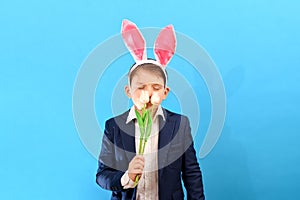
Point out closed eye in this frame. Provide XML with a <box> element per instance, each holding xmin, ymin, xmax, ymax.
<box><xmin>153</xmin><ymin>85</ymin><xmax>163</xmax><ymax>90</ymax></box>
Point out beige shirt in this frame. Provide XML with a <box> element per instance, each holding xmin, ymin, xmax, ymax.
<box><xmin>121</xmin><ymin>105</ymin><xmax>165</xmax><ymax>200</ymax></box>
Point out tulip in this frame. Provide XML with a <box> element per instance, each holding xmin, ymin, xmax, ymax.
<box><xmin>133</xmin><ymin>90</ymin><xmax>154</xmax><ymax>187</ymax></box>
<box><xmin>150</xmin><ymin>92</ymin><xmax>161</xmax><ymax>105</ymax></box>
<box><xmin>134</xmin><ymin>90</ymin><xmax>149</xmax><ymax>110</ymax></box>
<box><xmin>139</xmin><ymin>90</ymin><xmax>150</xmax><ymax>104</ymax></box>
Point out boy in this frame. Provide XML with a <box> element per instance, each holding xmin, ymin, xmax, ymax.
<box><xmin>96</xmin><ymin>20</ymin><xmax>205</xmax><ymax>200</ymax></box>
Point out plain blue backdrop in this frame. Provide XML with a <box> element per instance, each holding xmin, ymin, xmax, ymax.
<box><xmin>1</xmin><ymin>0</ymin><xmax>300</xmax><ymax>199</ymax></box>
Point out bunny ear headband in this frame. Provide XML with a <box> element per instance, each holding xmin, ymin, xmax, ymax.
<box><xmin>121</xmin><ymin>19</ymin><xmax>176</xmax><ymax>86</ymax></box>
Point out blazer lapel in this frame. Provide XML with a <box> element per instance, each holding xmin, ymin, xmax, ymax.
<box><xmin>116</xmin><ymin>112</ymin><xmax>136</xmax><ymax>163</ymax></box>
<box><xmin>120</xmin><ymin>121</ymin><xmax>136</xmax><ymax>152</ymax></box>
<box><xmin>158</xmin><ymin>111</ymin><xmax>176</xmax><ymax>176</ymax></box>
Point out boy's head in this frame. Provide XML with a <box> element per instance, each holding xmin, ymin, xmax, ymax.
<box><xmin>125</xmin><ymin>62</ymin><xmax>170</xmax><ymax>110</ymax></box>
<box><xmin>121</xmin><ymin>19</ymin><xmax>176</xmax><ymax>110</ymax></box>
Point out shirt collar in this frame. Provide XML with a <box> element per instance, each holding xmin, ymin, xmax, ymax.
<box><xmin>126</xmin><ymin>105</ymin><xmax>166</xmax><ymax>124</ymax></box>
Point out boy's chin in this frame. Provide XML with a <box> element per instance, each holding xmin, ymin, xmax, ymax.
<box><xmin>146</xmin><ymin>102</ymin><xmax>159</xmax><ymax>109</ymax></box>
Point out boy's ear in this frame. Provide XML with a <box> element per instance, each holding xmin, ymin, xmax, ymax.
<box><xmin>124</xmin><ymin>85</ymin><xmax>132</xmax><ymax>98</ymax></box>
<box><xmin>162</xmin><ymin>87</ymin><xmax>170</xmax><ymax>100</ymax></box>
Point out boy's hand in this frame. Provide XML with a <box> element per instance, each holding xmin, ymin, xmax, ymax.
<box><xmin>128</xmin><ymin>155</ymin><xmax>145</xmax><ymax>181</ymax></box>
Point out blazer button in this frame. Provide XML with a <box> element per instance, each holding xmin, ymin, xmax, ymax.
<box><xmin>111</xmin><ymin>186</ymin><xmax>117</xmax><ymax>191</ymax></box>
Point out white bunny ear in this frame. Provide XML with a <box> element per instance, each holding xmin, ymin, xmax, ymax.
<box><xmin>121</xmin><ymin>19</ymin><xmax>147</xmax><ymax>62</ymax></box>
<box><xmin>154</xmin><ymin>25</ymin><xmax>176</xmax><ymax>67</ymax></box>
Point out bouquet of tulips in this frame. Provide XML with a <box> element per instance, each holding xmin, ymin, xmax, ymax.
<box><xmin>134</xmin><ymin>90</ymin><xmax>160</xmax><ymax>186</ymax></box>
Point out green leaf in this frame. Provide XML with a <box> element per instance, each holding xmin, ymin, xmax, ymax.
<box><xmin>148</xmin><ymin>111</ymin><xmax>152</xmax><ymax>126</ymax></box>
<box><xmin>135</xmin><ymin>110</ymin><xmax>144</xmax><ymax>128</ymax></box>
<box><xmin>142</xmin><ymin>109</ymin><xmax>147</xmax><ymax>122</ymax></box>
<box><xmin>136</xmin><ymin>109</ymin><xmax>146</xmax><ymax>154</ymax></box>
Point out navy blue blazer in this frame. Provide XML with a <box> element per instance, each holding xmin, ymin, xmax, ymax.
<box><xmin>96</xmin><ymin>108</ymin><xmax>205</xmax><ymax>200</ymax></box>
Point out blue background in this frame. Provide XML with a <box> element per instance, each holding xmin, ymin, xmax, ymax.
<box><xmin>1</xmin><ymin>0</ymin><xmax>299</xmax><ymax>199</ymax></box>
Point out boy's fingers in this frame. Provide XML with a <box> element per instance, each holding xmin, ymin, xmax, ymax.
<box><xmin>133</xmin><ymin>155</ymin><xmax>144</xmax><ymax>162</ymax></box>
<box><xmin>128</xmin><ymin>155</ymin><xmax>145</xmax><ymax>181</ymax></box>
<box><xmin>130</xmin><ymin>169</ymin><xmax>143</xmax><ymax>175</ymax></box>
<box><xmin>130</xmin><ymin>156</ymin><xmax>145</xmax><ymax>166</ymax></box>
<box><xmin>129</xmin><ymin>162</ymin><xmax>144</xmax><ymax>171</ymax></box>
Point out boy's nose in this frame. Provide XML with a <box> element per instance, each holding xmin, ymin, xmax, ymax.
<box><xmin>145</xmin><ymin>86</ymin><xmax>153</xmax><ymax>96</ymax></box>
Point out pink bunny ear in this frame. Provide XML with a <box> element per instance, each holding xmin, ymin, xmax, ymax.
<box><xmin>121</xmin><ymin>19</ymin><xmax>146</xmax><ymax>61</ymax></box>
<box><xmin>154</xmin><ymin>25</ymin><xmax>176</xmax><ymax>67</ymax></box>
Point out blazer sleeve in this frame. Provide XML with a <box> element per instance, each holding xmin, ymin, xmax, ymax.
<box><xmin>181</xmin><ymin>117</ymin><xmax>205</xmax><ymax>200</ymax></box>
<box><xmin>96</xmin><ymin>120</ymin><xmax>125</xmax><ymax>192</ymax></box>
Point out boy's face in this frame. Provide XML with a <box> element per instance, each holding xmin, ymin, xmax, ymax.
<box><xmin>125</xmin><ymin>68</ymin><xmax>170</xmax><ymax>110</ymax></box>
